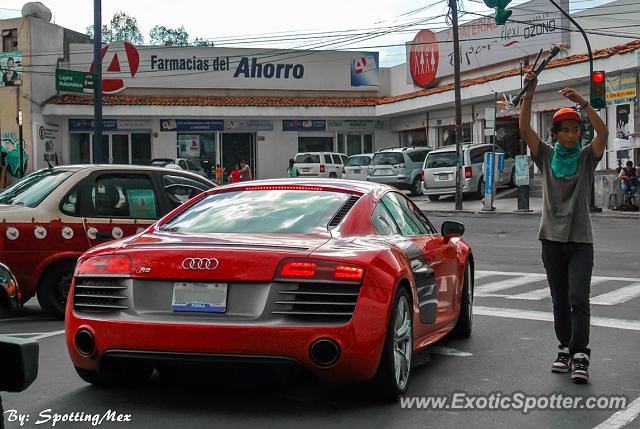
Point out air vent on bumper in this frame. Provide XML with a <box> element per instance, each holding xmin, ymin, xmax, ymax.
<box><xmin>73</xmin><ymin>278</ymin><xmax>129</xmax><ymax>312</ymax></box>
<box><xmin>272</xmin><ymin>282</ymin><xmax>361</xmax><ymax>323</ymax></box>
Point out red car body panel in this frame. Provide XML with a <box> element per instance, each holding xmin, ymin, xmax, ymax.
<box><xmin>65</xmin><ymin>179</ymin><xmax>473</xmax><ymax>382</ymax></box>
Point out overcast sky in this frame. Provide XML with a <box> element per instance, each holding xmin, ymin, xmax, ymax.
<box><xmin>2</xmin><ymin>0</ymin><xmax>611</xmax><ymax>66</ymax></box>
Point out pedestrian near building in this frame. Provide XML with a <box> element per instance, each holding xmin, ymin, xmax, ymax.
<box><xmin>519</xmin><ymin>71</ymin><xmax>608</xmax><ymax>384</ymax></box>
<box><xmin>215</xmin><ymin>164</ymin><xmax>225</xmax><ymax>185</ymax></box>
<box><xmin>618</xmin><ymin>160</ymin><xmax>638</xmax><ymax>203</ymax></box>
<box><xmin>240</xmin><ymin>160</ymin><xmax>252</xmax><ymax>181</ymax></box>
<box><xmin>229</xmin><ymin>164</ymin><xmax>241</xmax><ymax>183</ymax></box>
<box><xmin>287</xmin><ymin>158</ymin><xmax>300</xmax><ymax>177</ymax></box>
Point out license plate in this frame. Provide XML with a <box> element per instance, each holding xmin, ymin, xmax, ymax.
<box><xmin>438</xmin><ymin>174</ymin><xmax>449</xmax><ymax>181</ymax></box>
<box><xmin>353</xmin><ymin>169</ymin><xmax>361</xmax><ymax>174</ymax></box>
<box><xmin>301</xmin><ymin>168</ymin><xmax>310</xmax><ymax>172</ymax></box>
<box><xmin>171</xmin><ymin>282</ymin><xmax>227</xmax><ymax>313</ymax></box>
<box><xmin>374</xmin><ymin>169</ymin><xmax>393</xmax><ymax>176</ymax></box>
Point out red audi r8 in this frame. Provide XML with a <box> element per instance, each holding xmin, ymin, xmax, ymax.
<box><xmin>65</xmin><ymin>179</ymin><xmax>474</xmax><ymax>398</ymax></box>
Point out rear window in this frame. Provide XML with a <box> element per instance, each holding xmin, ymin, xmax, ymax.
<box><xmin>160</xmin><ymin>190</ymin><xmax>351</xmax><ymax>234</ymax></box>
<box><xmin>346</xmin><ymin>156</ymin><xmax>371</xmax><ymax>167</ymax></box>
<box><xmin>295</xmin><ymin>154</ymin><xmax>320</xmax><ymax>164</ymax></box>
<box><xmin>371</xmin><ymin>152</ymin><xmax>404</xmax><ymax>166</ymax></box>
<box><xmin>408</xmin><ymin>150</ymin><xmax>429</xmax><ymax>162</ymax></box>
<box><xmin>0</xmin><ymin>169</ymin><xmax>75</xmax><ymax>208</ymax></box>
<box><xmin>425</xmin><ymin>152</ymin><xmax>457</xmax><ymax>168</ymax></box>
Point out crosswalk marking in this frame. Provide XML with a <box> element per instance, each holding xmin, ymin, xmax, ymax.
<box><xmin>591</xmin><ymin>282</ymin><xmax>640</xmax><ymax>306</ymax></box>
<box><xmin>475</xmin><ymin>274</ymin><xmax>546</xmax><ymax>294</ymax></box>
<box><xmin>475</xmin><ymin>271</ymin><xmax>640</xmax><ymax>306</ymax></box>
<box><xmin>506</xmin><ymin>278</ymin><xmax>608</xmax><ymax>301</ymax></box>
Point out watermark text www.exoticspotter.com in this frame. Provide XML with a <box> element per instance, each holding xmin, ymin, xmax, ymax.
<box><xmin>400</xmin><ymin>392</ymin><xmax>628</xmax><ymax>414</ymax></box>
<box><xmin>4</xmin><ymin>409</ymin><xmax>132</xmax><ymax>427</ymax></box>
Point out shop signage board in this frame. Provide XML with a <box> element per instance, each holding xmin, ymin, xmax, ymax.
<box><xmin>224</xmin><ymin>120</ymin><xmax>273</xmax><ymax>131</ymax></box>
<box><xmin>282</xmin><ymin>120</ymin><xmax>326</xmax><ymax>132</ymax></box>
<box><xmin>327</xmin><ymin>120</ymin><xmax>377</xmax><ymax>132</ymax></box>
<box><xmin>178</xmin><ymin>135</ymin><xmax>201</xmax><ymax>157</ymax></box>
<box><xmin>69</xmin><ymin>119</ymin><xmax>151</xmax><ymax>131</ymax></box>
<box><xmin>606</xmin><ymin>73</ymin><xmax>636</xmax><ymax>105</ymax></box>
<box><xmin>55</xmin><ymin>69</ymin><xmax>93</xmax><ymax>94</ymax></box>
<box><xmin>69</xmin><ymin>41</ymin><xmax>379</xmax><ymax>93</ymax></box>
<box><xmin>406</xmin><ymin>0</ymin><xmax>569</xmax><ymax>87</ymax></box>
<box><xmin>160</xmin><ymin>119</ymin><xmax>224</xmax><ymax>132</ymax></box>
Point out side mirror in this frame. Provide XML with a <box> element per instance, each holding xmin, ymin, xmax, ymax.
<box><xmin>441</xmin><ymin>221</ymin><xmax>465</xmax><ymax>239</ymax></box>
<box><xmin>0</xmin><ymin>336</ymin><xmax>39</xmax><ymax>392</ymax></box>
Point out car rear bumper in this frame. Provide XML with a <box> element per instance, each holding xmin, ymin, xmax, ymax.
<box><xmin>424</xmin><ymin>179</ymin><xmax>474</xmax><ymax>195</ymax></box>
<box><xmin>65</xmin><ymin>283</ymin><xmax>393</xmax><ymax>382</ymax></box>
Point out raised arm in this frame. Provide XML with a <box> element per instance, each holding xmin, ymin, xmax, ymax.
<box><xmin>558</xmin><ymin>88</ymin><xmax>609</xmax><ymax>159</ymax></box>
<box><xmin>519</xmin><ymin>72</ymin><xmax>541</xmax><ymax>159</ymax></box>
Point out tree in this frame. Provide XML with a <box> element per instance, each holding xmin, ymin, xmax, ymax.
<box><xmin>149</xmin><ymin>25</ymin><xmax>189</xmax><ymax>46</ymax></box>
<box><xmin>193</xmin><ymin>37</ymin><xmax>215</xmax><ymax>47</ymax></box>
<box><xmin>86</xmin><ymin>11</ymin><xmax>144</xmax><ymax>44</ymax></box>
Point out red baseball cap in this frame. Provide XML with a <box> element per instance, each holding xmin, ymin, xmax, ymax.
<box><xmin>553</xmin><ymin>108</ymin><xmax>581</xmax><ymax>124</ymax></box>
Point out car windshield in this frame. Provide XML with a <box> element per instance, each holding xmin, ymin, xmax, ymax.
<box><xmin>425</xmin><ymin>152</ymin><xmax>457</xmax><ymax>168</ymax></box>
<box><xmin>346</xmin><ymin>156</ymin><xmax>371</xmax><ymax>167</ymax></box>
<box><xmin>294</xmin><ymin>154</ymin><xmax>320</xmax><ymax>164</ymax></box>
<box><xmin>160</xmin><ymin>190</ymin><xmax>351</xmax><ymax>234</ymax></box>
<box><xmin>0</xmin><ymin>169</ymin><xmax>75</xmax><ymax>208</ymax></box>
<box><xmin>371</xmin><ymin>153</ymin><xmax>404</xmax><ymax>166</ymax></box>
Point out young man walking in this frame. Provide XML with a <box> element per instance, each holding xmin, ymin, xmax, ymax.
<box><xmin>519</xmin><ymin>72</ymin><xmax>608</xmax><ymax>384</ymax></box>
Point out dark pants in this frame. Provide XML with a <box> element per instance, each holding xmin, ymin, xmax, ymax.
<box><xmin>541</xmin><ymin>240</ymin><xmax>593</xmax><ymax>356</ymax></box>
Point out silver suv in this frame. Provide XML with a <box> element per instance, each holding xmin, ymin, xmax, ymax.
<box><xmin>367</xmin><ymin>146</ymin><xmax>432</xmax><ymax>196</ymax></box>
<box><xmin>422</xmin><ymin>143</ymin><xmax>515</xmax><ymax>201</ymax></box>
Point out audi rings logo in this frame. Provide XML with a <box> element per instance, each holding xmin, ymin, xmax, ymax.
<box><xmin>181</xmin><ymin>258</ymin><xmax>220</xmax><ymax>270</ymax></box>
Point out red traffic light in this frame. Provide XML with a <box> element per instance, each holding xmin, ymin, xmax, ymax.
<box><xmin>592</xmin><ymin>71</ymin><xmax>605</xmax><ymax>83</ymax></box>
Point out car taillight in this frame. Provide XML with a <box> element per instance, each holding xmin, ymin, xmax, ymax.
<box><xmin>74</xmin><ymin>255</ymin><xmax>131</xmax><ymax>277</ymax></box>
<box><xmin>320</xmin><ymin>165</ymin><xmax>325</xmax><ymax>173</ymax></box>
<box><xmin>421</xmin><ymin>170</ymin><xmax>425</xmax><ymax>181</ymax></box>
<box><xmin>464</xmin><ymin>166</ymin><xmax>472</xmax><ymax>179</ymax></box>
<box><xmin>275</xmin><ymin>259</ymin><xmax>365</xmax><ymax>283</ymax></box>
<box><xmin>342</xmin><ymin>167</ymin><xmax>345</xmax><ymax>174</ymax></box>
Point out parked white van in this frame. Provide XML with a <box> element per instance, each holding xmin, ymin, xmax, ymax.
<box><xmin>293</xmin><ymin>152</ymin><xmax>348</xmax><ymax>178</ymax></box>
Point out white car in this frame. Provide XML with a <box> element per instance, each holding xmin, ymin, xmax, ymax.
<box><xmin>293</xmin><ymin>152</ymin><xmax>347</xmax><ymax>178</ymax></box>
<box><xmin>151</xmin><ymin>158</ymin><xmax>207</xmax><ymax>177</ymax></box>
<box><xmin>344</xmin><ymin>153</ymin><xmax>373</xmax><ymax>180</ymax></box>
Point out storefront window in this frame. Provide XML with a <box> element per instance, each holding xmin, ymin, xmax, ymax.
<box><xmin>70</xmin><ymin>133</ymin><xmax>90</xmax><ymax>164</ymax></box>
<box><xmin>363</xmin><ymin>134</ymin><xmax>373</xmax><ymax>153</ymax></box>
<box><xmin>298</xmin><ymin>136</ymin><xmax>333</xmax><ymax>153</ymax></box>
<box><xmin>337</xmin><ymin>133</ymin><xmax>374</xmax><ymax>155</ymax></box>
<box><xmin>401</xmin><ymin>129</ymin><xmax>427</xmax><ymax>147</ymax></box>
<box><xmin>439</xmin><ymin>123</ymin><xmax>472</xmax><ymax>147</ymax></box>
<box><xmin>177</xmin><ymin>133</ymin><xmax>216</xmax><ymax>173</ymax></box>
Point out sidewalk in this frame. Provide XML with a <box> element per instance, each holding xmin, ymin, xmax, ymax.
<box><xmin>413</xmin><ymin>189</ymin><xmax>640</xmax><ymax>219</ymax></box>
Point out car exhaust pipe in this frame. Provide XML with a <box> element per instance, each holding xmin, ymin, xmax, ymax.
<box><xmin>75</xmin><ymin>328</ymin><xmax>95</xmax><ymax>356</ymax></box>
<box><xmin>309</xmin><ymin>338</ymin><xmax>340</xmax><ymax>367</ymax></box>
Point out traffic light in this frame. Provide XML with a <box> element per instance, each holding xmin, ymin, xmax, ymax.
<box><xmin>483</xmin><ymin>0</ymin><xmax>513</xmax><ymax>25</ymax></box>
<box><xmin>590</xmin><ymin>71</ymin><xmax>606</xmax><ymax>110</ymax></box>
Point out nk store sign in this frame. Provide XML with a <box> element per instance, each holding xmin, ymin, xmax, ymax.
<box><xmin>68</xmin><ymin>42</ymin><xmax>379</xmax><ymax>94</ymax></box>
<box><xmin>406</xmin><ymin>0</ymin><xmax>569</xmax><ymax>87</ymax></box>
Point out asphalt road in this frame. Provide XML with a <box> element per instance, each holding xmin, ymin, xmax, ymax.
<box><xmin>2</xmin><ymin>214</ymin><xmax>639</xmax><ymax>429</ymax></box>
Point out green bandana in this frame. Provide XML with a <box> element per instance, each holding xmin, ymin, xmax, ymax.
<box><xmin>551</xmin><ymin>142</ymin><xmax>580</xmax><ymax>177</ymax></box>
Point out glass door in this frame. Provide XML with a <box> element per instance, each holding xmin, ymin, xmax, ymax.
<box><xmin>221</xmin><ymin>133</ymin><xmax>256</xmax><ymax>181</ymax></box>
<box><xmin>111</xmin><ymin>134</ymin><xmax>130</xmax><ymax>164</ymax></box>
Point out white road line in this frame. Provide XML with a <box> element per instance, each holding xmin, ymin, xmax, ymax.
<box><xmin>428</xmin><ymin>346</ymin><xmax>473</xmax><ymax>357</ymax></box>
<box><xmin>30</xmin><ymin>330</ymin><xmax>65</xmax><ymax>340</ymax></box>
<box><xmin>477</xmin><ymin>270</ymin><xmax>640</xmax><ymax>283</ymax></box>
<box><xmin>506</xmin><ymin>278</ymin><xmax>608</xmax><ymax>301</ymax></box>
<box><xmin>474</xmin><ymin>306</ymin><xmax>640</xmax><ymax>331</ymax></box>
<box><xmin>591</xmin><ymin>282</ymin><xmax>640</xmax><ymax>306</ymax></box>
<box><xmin>593</xmin><ymin>396</ymin><xmax>640</xmax><ymax>429</ymax></box>
<box><xmin>474</xmin><ymin>272</ymin><xmax>495</xmax><ymax>280</ymax></box>
<box><xmin>0</xmin><ymin>332</ymin><xmax>48</xmax><ymax>337</ymax></box>
<box><xmin>475</xmin><ymin>275</ymin><xmax>546</xmax><ymax>294</ymax></box>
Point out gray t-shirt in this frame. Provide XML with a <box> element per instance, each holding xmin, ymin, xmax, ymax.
<box><xmin>532</xmin><ymin>142</ymin><xmax>601</xmax><ymax>243</ymax></box>
<box><xmin>240</xmin><ymin>165</ymin><xmax>251</xmax><ymax>180</ymax></box>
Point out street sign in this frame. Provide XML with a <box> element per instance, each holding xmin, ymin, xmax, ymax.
<box><xmin>515</xmin><ymin>155</ymin><xmax>530</xmax><ymax>186</ymax></box>
<box><xmin>55</xmin><ymin>69</ymin><xmax>94</xmax><ymax>94</ymax></box>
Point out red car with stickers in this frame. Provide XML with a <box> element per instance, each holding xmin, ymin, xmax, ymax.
<box><xmin>65</xmin><ymin>179</ymin><xmax>474</xmax><ymax>399</ymax></box>
<box><xmin>0</xmin><ymin>165</ymin><xmax>214</xmax><ymax>318</ymax></box>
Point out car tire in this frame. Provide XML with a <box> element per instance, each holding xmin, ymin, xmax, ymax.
<box><xmin>329</xmin><ymin>172</ymin><xmax>337</xmax><ymax>178</ymax></box>
<box><xmin>373</xmin><ymin>286</ymin><xmax>412</xmax><ymax>401</ymax></box>
<box><xmin>449</xmin><ymin>261</ymin><xmax>473</xmax><ymax>338</ymax></box>
<box><xmin>37</xmin><ymin>260</ymin><xmax>76</xmax><ymax>320</ymax></box>
<box><xmin>476</xmin><ymin>178</ymin><xmax>485</xmax><ymax>200</ymax></box>
<box><xmin>74</xmin><ymin>361</ymin><xmax>154</xmax><ymax>387</ymax></box>
<box><xmin>427</xmin><ymin>195</ymin><xmax>440</xmax><ymax>201</ymax></box>
<box><xmin>410</xmin><ymin>177</ymin><xmax>423</xmax><ymax>196</ymax></box>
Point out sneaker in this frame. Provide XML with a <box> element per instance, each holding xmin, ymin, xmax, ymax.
<box><xmin>551</xmin><ymin>349</ymin><xmax>571</xmax><ymax>373</ymax></box>
<box><xmin>570</xmin><ymin>353</ymin><xmax>590</xmax><ymax>383</ymax></box>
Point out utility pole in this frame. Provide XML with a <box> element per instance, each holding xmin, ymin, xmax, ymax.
<box><xmin>17</xmin><ymin>110</ymin><xmax>23</xmax><ymax>178</ymax></box>
<box><xmin>93</xmin><ymin>0</ymin><xmax>103</xmax><ymax>164</ymax></box>
<box><xmin>450</xmin><ymin>0</ymin><xmax>463</xmax><ymax>210</ymax></box>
